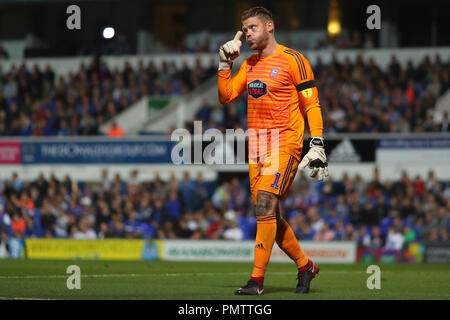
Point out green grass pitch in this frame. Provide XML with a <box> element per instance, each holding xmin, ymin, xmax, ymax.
<box><xmin>0</xmin><ymin>259</ymin><xmax>449</xmax><ymax>300</ymax></box>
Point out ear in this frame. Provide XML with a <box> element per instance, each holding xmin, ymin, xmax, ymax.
<box><xmin>266</xmin><ymin>20</ymin><xmax>274</xmax><ymax>33</ymax></box>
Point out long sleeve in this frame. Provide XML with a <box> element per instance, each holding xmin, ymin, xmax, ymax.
<box><xmin>287</xmin><ymin>52</ymin><xmax>323</xmax><ymax>137</ymax></box>
<box><xmin>302</xmin><ymin>86</ymin><xmax>323</xmax><ymax>137</ymax></box>
<box><xmin>218</xmin><ymin>60</ymin><xmax>247</xmax><ymax>105</ymax></box>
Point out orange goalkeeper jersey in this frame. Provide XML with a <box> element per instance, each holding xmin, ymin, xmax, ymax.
<box><xmin>218</xmin><ymin>44</ymin><xmax>323</xmax><ymax>160</ymax></box>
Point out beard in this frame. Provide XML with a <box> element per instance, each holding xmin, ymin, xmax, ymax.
<box><xmin>248</xmin><ymin>32</ymin><xmax>269</xmax><ymax>51</ymax></box>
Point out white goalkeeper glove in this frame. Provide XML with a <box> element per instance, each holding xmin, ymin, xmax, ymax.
<box><xmin>299</xmin><ymin>137</ymin><xmax>329</xmax><ymax>181</ymax></box>
<box><xmin>218</xmin><ymin>31</ymin><xmax>243</xmax><ymax>71</ymax></box>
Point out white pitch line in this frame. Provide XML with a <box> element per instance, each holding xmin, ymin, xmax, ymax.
<box><xmin>0</xmin><ymin>270</ymin><xmax>356</xmax><ymax>280</ymax></box>
<box><xmin>0</xmin><ymin>297</ymin><xmax>57</xmax><ymax>300</ymax></box>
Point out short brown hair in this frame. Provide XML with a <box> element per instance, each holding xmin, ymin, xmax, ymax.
<box><xmin>241</xmin><ymin>6</ymin><xmax>273</xmax><ymax>23</ymax></box>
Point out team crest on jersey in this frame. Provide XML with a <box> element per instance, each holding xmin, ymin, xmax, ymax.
<box><xmin>248</xmin><ymin>79</ymin><xmax>267</xmax><ymax>99</ymax></box>
<box><xmin>270</xmin><ymin>67</ymin><xmax>280</xmax><ymax>78</ymax></box>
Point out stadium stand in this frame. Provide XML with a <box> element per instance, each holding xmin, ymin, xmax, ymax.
<box><xmin>0</xmin><ymin>168</ymin><xmax>448</xmax><ymax>250</ymax></box>
<box><xmin>1</xmin><ymin>53</ymin><xmax>449</xmax><ymax>137</ymax></box>
<box><xmin>0</xmin><ymin>58</ymin><xmax>217</xmax><ymax>136</ymax></box>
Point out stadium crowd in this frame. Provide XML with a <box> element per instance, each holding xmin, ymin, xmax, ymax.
<box><xmin>0</xmin><ymin>169</ymin><xmax>448</xmax><ymax>251</ymax></box>
<box><xmin>0</xmin><ymin>53</ymin><xmax>448</xmax><ymax>137</ymax></box>
<box><xmin>194</xmin><ymin>54</ymin><xmax>450</xmax><ymax>134</ymax></box>
<box><xmin>0</xmin><ymin>57</ymin><xmax>217</xmax><ymax>137</ymax></box>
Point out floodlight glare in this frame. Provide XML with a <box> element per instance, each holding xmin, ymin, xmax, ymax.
<box><xmin>102</xmin><ymin>27</ymin><xmax>115</xmax><ymax>39</ymax></box>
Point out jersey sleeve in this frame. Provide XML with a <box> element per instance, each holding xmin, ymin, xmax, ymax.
<box><xmin>218</xmin><ymin>60</ymin><xmax>247</xmax><ymax>105</ymax></box>
<box><xmin>287</xmin><ymin>52</ymin><xmax>323</xmax><ymax>137</ymax></box>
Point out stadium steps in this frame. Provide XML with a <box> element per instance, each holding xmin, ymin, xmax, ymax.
<box><xmin>99</xmin><ymin>72</ymin><xmax>227</xmax><ymax>136</ymax></box>
<box><xmin>99</xmin><ymin>94</ymin><xmax>153</xmax><ymax>136</ymax></box>
<box><xmin>139</xmin><ymin>75</ymin><xmax>219</xmax><ymax>134</ymax></box>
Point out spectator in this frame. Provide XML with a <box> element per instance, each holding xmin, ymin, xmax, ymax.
<box><xmin>107</xmin><ymin>121</ymin><xmax>124</xmax><ymax>138</ymax></box>
<box><xmin>40</xmin><ymin>204</ymin><xmax>56</xmax><ymax>236</ymax></box>
<box><xmin>313</xmin><ymin>224</ymin><xmax>335</xmax><ymax>241</ymax></box>
<box><xmin>100</xmin><ymin>169</ymin><xmax>112</xmax><ymax>190</ymax></box>
<box><xmin>192</xmin><ymin>172</ymin><xmax>211</xmax><ymax>211</ymax></box>
<box><xmin>165</xmin><ymin>191</ymin><xmax>182</xmax><ymax>223</ymax></box>
<box><xmin>385</xmin><ymin>227</ymin><xmax>405</xmax><ymax>250</ymax></box>
<box><xmin>343</xmin><ymin>223</ymin><xmax>357</xmax><ymax>241</ymax></box>
<box><xmin>368</xmin><ymin>226</ymin><xmax>385</xmax><ymax>249</ymax></box>
<box><xmin>55</xmin><ymin>211</ymin><xmax>70</xmax><ymax>238</ymax></box>
<box><xmin>10</xmin><ymin>172</ymin><xmax>23</xmax><ymax>192</ymax></box>
<box><xmin>403</xmin><ymin>226</ymin><xmax>417</xmax><ymax>243</ymax></box>
<box><xmin>179</xmin><ymin>172</ymin><xmax>194</xmax><ymax>213</ymax></box>
<box><xmin>11</xmin><ymin>212</ymin><xmax>26</xmax><ymax>238</ymax></box>
<box><xmin>308</xmin><ymin>207</ymin><xmax>325</xmax><ymax>233</ymax></box>
<box><xmin>439</xmin><ymin>227</ymin><xmax>449</xmax><ymax>242</ymax></box>
<box><xmin>109</xmin><ymin>218</ymin><xmax>126</xmax><ymax>238</ymax></box>
<box><xmin>223</xmin><ymin>220</ymin><xmax>244</xmax><ymax>240</ymax></box>
<box><xmin>441</xmin><ymin>112</ymin><xmax>450</xmax><ymax>132</ymax></box>
<box><xmin>123</xmin><ymin>210</ymin><xmax>142</xmax><ymax>239</ymax></box>
<box><xmin>356</xmin><ymin>226</ymin><xmax>371</xmax><ymax>248</ymax></box>
<box><xmin>24</xmin><ymin>215</ymin><xmax>42</xmax><ymax>238</ymax></box>
<box><xmin>195</xmin><ymin>99</ymin><xmax>212</xmax><ymax>123</ymax></box>
<box><xmin>332</xmin><ymin>220</ymin><xmax>346</xmax><ymax>240</ymax></box>
<box><xmin>73</xmin><ymin>219</ymin><xmax>97</xmax><ymax>239</ymax></box>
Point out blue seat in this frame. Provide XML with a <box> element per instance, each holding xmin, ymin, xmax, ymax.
<box><xmin>380</xmin><ymin>217</ymin><xmax>393</xmax><ymax>235</ymax></box>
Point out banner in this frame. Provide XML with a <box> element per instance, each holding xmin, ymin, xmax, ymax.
<box><xmin>173</xmin><ymin>137</ymin><xmax>377</xmax><ymax>165</ymax></box>
<box><xmin>0</xmin><ymin>238</ymin><xmax>25</xmax><ymax>258</ymax></box>
<box><xmin>0</xmin><ymin>238</ymin><xmax>25</xmax><ymax>259</ymax></box>
<box><xmin>148</xmin><ymin>97</ymin><xmax>177</xmax><ymax>112</ymax></box>
<box><xmin>21</xmin><ymin>141</ymin><xmax>175</xmax><ymax>164</ymax></box>
<box><xmin>0</xmin><ymin>141</ymin><xmax>21</xmax><ymax>164</ymax></box>
<box><xmin>356</xmin><ymin>248</ymin><xmax>403</xmax><ymax>264</ymax></box>
<box><xmin>272</xmin><ymin>241</ymin><xmax>357</xmax><ymax>263</ymax></box>
<box><xmin>3</xmin><ymin>136</ymin><xmax>449</xmax><ymax>166</ymax></box>
<box><xmin>21</xmin><ymin>239</ymin><xmax>356</xmax><ymax>262</ymax></box>
<box><xmin>161</xmin><ymin>240</ymin><xmax>356</xmax><ymax>263</ymax></box>
<box><xmin>25</xmin><ymin>239</ymin><xmax>162</xmax><ymax>260</ymax></box>
<box><xmin>424</xmin><ymin>242</ymin><xmax>450</xmax><ymax>263</ymax></box>
<box><xmin>377</xmin><ymin>137</ymin><xmax>450</xmax><ymax>165</ymax></box>
<box><xmin>324</xmin><ymin>138</ymin><xmax>376</xmax><ymax>163</ymax></box>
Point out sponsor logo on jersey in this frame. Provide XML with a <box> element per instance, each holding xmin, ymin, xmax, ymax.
<box><xmin>248</xmin><ymin>79</ymin><xmax>267</xmax><ymax>99</ymax></box>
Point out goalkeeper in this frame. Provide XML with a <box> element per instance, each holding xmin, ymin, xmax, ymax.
<box><xmin>218</xmin><ymin>6</ymin><xmax>329</xmax><ymax>295</ymax></box>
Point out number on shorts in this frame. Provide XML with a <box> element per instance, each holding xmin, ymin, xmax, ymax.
<box><xmin>271</xmin><ymin>172</ymin><xmax>281</xmax><ymax>190</ymax></box>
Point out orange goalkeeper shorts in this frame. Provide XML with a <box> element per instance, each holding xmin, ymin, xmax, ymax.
<box><xmin>249</xmin><ymin>150</ymin><xmax>300</xmax><ymax>205</ymax></box>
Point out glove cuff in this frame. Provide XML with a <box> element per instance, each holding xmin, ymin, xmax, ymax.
<box><xmin>218</xmin><ymin>61</ymin><xmax>232</xmax><ymax>71</ymax></box>
<box><xmin>309</xmin><ymin>136</ymin><xmax>324</xmax><ymax>148</ymax></box>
